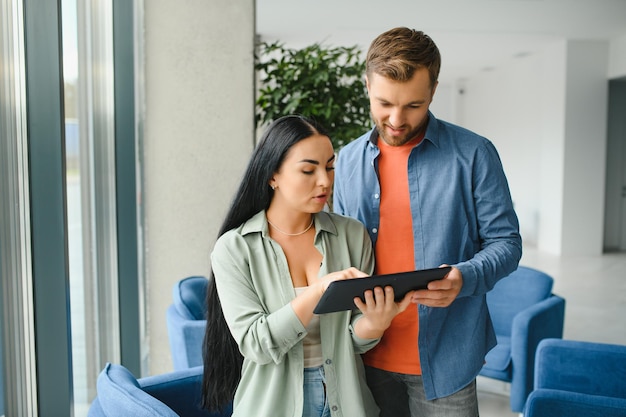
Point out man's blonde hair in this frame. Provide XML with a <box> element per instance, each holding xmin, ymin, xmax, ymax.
<box><xmin>366</xmin><ymin>27</ymin><xmax>441</xmax><ymax>88</ymax></box>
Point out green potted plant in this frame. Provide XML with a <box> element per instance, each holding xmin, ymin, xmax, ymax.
<box><xmin>255</xmin><ymin>41</ymin><xmax>371</xmax><ymax>150</ymax></box>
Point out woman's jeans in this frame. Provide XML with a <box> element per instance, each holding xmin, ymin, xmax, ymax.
<box><xmin>303</xmin><ymin>366</ymin><xmax>331</xmax><ymax>417</ymax></box>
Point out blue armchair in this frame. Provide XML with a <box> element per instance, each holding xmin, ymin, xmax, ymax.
<box><xmin>479</xmin><ymin>266</ymin><xmax>566</xmax><ymax>412</ymax></box>
<box><xmin>524</xmin><ymin>339</ymin><xmax>626</xmax><ymax>417</ymax></box>
<box><xmin>166</xmin><ymin>276</ymin><xmax>209</xmax><ymax>370</ymax></box>
<box><xmin>88</xmin><ymin>362</ymin><xmax>232</xmax><ymax>417</ymax></box>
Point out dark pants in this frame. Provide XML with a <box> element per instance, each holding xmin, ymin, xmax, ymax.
<box><xmin>365</xmin><ymin>366</ymin><xmax>479</xmax><ymax>417</ymax></box>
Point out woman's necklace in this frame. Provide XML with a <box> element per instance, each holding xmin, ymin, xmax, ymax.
<box><xmin>267</xmin><ymin>217</ymin><xmax>314</xmax><ymax>236</ymax></box>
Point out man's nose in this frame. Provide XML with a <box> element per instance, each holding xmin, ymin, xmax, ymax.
<box><xmin>388</xmin><ymin>107</ymin><xmax>404</xmax><ymax>127</ymax></box>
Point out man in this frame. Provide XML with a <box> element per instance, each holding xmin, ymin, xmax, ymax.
<box><xmin>333</xmin><ymin>27</ymin><xmax>522</xmax><ymax>417</ymax></box>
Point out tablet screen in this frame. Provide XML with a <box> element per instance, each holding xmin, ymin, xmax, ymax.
<box><xmin>313</xmin><ymin>266</ymin><xmax>451</xmax><ymax>314</ymax></box>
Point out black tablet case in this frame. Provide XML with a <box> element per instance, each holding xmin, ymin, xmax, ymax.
<box><xmin>313</xmin><ymin>266</ymin><xmax>452</xmax><ymax>314</ymax></box>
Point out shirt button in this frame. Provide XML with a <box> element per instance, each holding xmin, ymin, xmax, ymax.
<box><xmin>372</xmin><ymin>228</ymin><xmax>378</xmax><ymax>234</ymax></box>
<box><xmin>325</xmin><ymin>359</ymin><xmax>332</xmax><ymax>365</ymax></box>
<box><xmin>332</xmin><ymin>406</ymin><xmax>338</xmax><ymax>411</ymax></box>
<box><xmin>297</xmin><ymin>332</ymin><xmax>303</xmax><ymax>337</ymax></box>
<box><xmin>374</xmin><ymin>193</ymin><xmax>379</xmax><ymax>199</ymax></box>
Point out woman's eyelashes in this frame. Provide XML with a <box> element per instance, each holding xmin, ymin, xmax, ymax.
<box><xmin>302</xmin><ymin>165</ymin><xmax>334</xmax><ymax>175</ymax></box>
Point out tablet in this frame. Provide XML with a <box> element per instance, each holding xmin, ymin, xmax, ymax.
<box><xmin>313</xmin><ymin>266</ymin><xmax>452</xmax><ymax>314</ymax></box>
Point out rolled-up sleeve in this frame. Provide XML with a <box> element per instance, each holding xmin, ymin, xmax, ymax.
<box><xmin>211</xmin><ymin>232</ymin><xmax>306</xmax><ymax>365</ymax></box>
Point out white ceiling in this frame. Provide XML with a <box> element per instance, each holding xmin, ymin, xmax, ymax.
<box><xmin>256</xmin><ymin>0</ymin><xmax>626</xmax><ymax>84</ymax></box>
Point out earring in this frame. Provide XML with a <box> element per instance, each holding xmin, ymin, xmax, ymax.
<box><xmin>271</xmin><ymin>185</ymin><xmax>276</xmax><ymax>190</ymax></box>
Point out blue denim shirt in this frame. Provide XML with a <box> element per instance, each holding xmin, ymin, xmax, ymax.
<box><xmin>334</xmin><ymin>112</ymin><xmax>522</xmax><ymax>400</ymax></box>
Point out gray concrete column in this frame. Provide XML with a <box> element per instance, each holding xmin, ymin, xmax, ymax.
<box><xmin>142</xmin><ymin>0</ymin><xmax>256</xmax><ymax>374</ymax></box>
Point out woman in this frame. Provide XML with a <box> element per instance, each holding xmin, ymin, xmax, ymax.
<box><xmin>201</xmin><ymin>115</ymin><xmax>413</xmax><ymax>417</ymax></box>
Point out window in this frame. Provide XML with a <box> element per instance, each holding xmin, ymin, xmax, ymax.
<box><xmin>62</xmin><ymin>0</ymin><xmax>121</xmax><ymax>414</ymax></box>
<box><xmin>0</xmin><ymin>1</ymin><xmax>141</xmax><ymax>415</ymax></box>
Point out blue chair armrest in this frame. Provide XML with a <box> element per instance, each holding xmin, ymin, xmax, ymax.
<box><xmin>88</xmin><ymin>363</ymin><xmax>232</xmax><ymax>417</ymax></box>
<box><xmin>172</xmin><ymin>276</ymin><xmax>209</xmax><ymax>320</ymax></box>
<box><xmin>509</xmin><ymin>294</ymin><xmax>566</xmax><ymax>412</ymax></box>
<box><xmin>140</xmin><ymin>366</ymin><xmax>231</xmax><ymax>417</ymax></box>
<box><xmin>534</xmin><ymin>339</ymin><xmax>626</xmax><ymax>398</ymax></box>
<box><xmin>166</xmin><ymin>305</ymin><xmax>207</xmax><ymax>370</ymax></box>
<box><xmin>88</xmin><ymin>363</ymin><xmax>177</xmax><ymax>417</ymax></box>
<box><xmin>524</xmin><ymin>389</ymin><xmax>626</xmax><ymax>417</ymax></box>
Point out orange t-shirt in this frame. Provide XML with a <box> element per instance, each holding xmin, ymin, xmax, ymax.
<box><xmin>363</xmin><ymin>133</ymin><xmax>424</xmax><ymax>375</ymax></box>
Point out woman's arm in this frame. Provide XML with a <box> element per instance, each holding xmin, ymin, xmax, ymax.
<box><xmin>211</xmin><ymin>233</ymin><xmax>306</xmax><ymax>366</ymax></box>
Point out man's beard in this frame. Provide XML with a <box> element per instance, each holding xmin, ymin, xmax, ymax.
<box><xmin>374</xmin><ymin>117</ymin><xmax>425</xmax><ymax>147</ymax></box>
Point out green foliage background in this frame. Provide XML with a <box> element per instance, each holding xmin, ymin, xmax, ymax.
<box><xmin>255</xmin><ymin>41</ymin><xmax>371</xmax><ymax>150</ymax></box>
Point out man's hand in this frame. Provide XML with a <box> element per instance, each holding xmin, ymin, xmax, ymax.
<box><xmin>411</xmin><ymin>265</ymin><xmax>462</xmax><ymax>307</ymax></box>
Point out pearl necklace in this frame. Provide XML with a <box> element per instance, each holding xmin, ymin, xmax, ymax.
<box><xmin>267</xmin><ymin>217</ymin><xmax>314</xmax><ymax>236</ymax></box>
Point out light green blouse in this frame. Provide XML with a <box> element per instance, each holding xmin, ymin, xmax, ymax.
<box><xmin>211</xmin><ymin>210</ymin><xmax>379</xmax><ymax>417</ymax></box>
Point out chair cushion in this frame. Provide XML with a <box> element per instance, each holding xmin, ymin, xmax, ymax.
<box><xmin>90</xmin><ymin>364</ymin><xmax>231</xmax><ymax>417</ymax></box>
<box><xmin>173</xmin><ymin>276</ymin><xmax>209</xmax><ymax>320</ymax></box>
<box><xmin>141</xmin><ymin>366</ymin><xmax>204</xmax><ymax>416</ymax></box>
<box><xmin>140</xmin><ymin>366</ymin><xmax>232</xmax><ymax>417</ymax></box>
<box><xmin>483</xmin><ymin>336</ymin><xmax>511</xmax><ymax>372</ymax></box>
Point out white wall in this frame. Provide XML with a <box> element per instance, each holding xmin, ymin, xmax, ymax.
<box><xmin>537</xmin><ymin>42</ymin><xmax>568</xmax><ymax>254</ymax></box>
<box><xmin>429</xmin><ymin>82</ymin><xmax>457</xmax><ymax>123</ymax></box>
<box><xmin>455</xmin><ymin>44</ymin><xmax>558</xmax><ymax>247</ymax></box>
<box><xmin>142</xmin><ymin>0</ymin><xmax>255</xmax><ymax>375</ymax></box>
<box><xmin>561</xmin><ymin>41</ymin><xmax>609</xmax><ymax>255</ymax></box>
<box><xmin>457</xmin><ymin>39</ymin><xmax>609</xmax><ymax>255</ymax></box>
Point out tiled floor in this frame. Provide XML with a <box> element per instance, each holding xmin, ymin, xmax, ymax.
<box><xmin>477</xmin><ymin>381</ymin><xmax>518</xmax><ymax>417</ymax></box>
<box><xmin>476</xmin><ymin>244</ymin><xmax>626</xmax><ymax>416</ymax></box>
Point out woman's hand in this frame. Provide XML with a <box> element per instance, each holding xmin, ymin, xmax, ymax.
<box><xmin>316</xmin><ymin>267</ymin><xmax>370</xmax><ymax>296</ymax></box>
<box><xmin>353</xmin><ymin>286</ymin><xmax>414</xmax><ymax>340</ymax></box>
<box><xmin>293</xmin><ymin>267</ymin><xmax>369</xmax><ymax>327</ymax></box>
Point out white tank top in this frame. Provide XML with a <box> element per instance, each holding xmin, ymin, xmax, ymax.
<box><xmin>295</xmin><ymin>287</ymin><xmax>323</xmax><ymax>368</ymax></box>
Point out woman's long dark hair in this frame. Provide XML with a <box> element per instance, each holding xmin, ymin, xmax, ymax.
<box><xmin>201</xmin><ymin>115</ymin><xmax>329</xmax><ymax>411</ymax></box>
